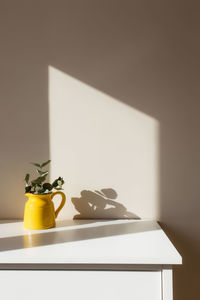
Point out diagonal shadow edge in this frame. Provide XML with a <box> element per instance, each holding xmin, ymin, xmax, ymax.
<box><xmin>0</xmin><ymin>220</ymin><xmax>159</xmax><ymax>252</ymax></box>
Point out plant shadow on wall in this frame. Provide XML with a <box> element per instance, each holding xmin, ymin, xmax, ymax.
<box><xmin>71</xmin><ymin>188</ymin><xmax>140</xmax><ymax>219</ymax></box>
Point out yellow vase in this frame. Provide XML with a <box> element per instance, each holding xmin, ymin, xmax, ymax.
<box><xmin>23</xmin><ymin>192</ymin><xmax>66</xmax><ymax>230</ymax></box>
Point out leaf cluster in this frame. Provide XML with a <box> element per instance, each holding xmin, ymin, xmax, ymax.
<box><xmin>24</xmin><ymin>160</ymin><xmax>65</xmax><ymax>194</ymax></box>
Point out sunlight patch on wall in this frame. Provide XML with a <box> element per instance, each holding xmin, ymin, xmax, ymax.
<box><xmin>48</xmin><ymin>66</ymin><xmax>159</xmax><ymax>220</ymax></box>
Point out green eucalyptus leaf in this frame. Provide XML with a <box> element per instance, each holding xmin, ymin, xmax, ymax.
<box><xmin>43</xmin><ymin>183</ymin><xmax>52</xmax><ymax>191</ymax></box>
<box><xmin>41</xmin><ymin>160</ymin><xmax>51</xmax><ymax>168</ymax></box>
<box><xmin>25</xmin><ymin>185</ymin><xmax>31</xmax><ymax>193</ymax></box>
<box><xmin>57</xmin><ymin>180</ymin><xmax>62</xmax><ymax>186</ymax></box>
<box><xmin>34</xmin><ymin>185</ymin><xmax>45</xmax><ymax>194</ymax></box>
<box><xmin>37</xmin><ymin>169</ymin><xmax>48</xmax><ymax>177</ymax></box>
<box><xmin>31</xmin><ymin>179</ymin><xmax>38</xmax><ymax>186</ymax></box>
<box><xmin>52</xmin><ymin>179</ymin><xmax>58</xmax><ymax>187</ymax></box>
<box><xmin>60</xmin><ymin>177</ymin><xmax>64</xmax><ymax>184</ymax></box>
<box><xmin>41</xmin><ymin>171</ymin><xmax>48</xmax><ymax>177</ymax></box>
<box><xmin>24</xmin><ymin>173</ymin><xmax>30</xmax><ymax>184</ymax></box>
<box><xmin>41</xmin><ymin>176</ymin><xmax>47</xmax><ymax>183</ymax></box>
<box><xmin>55</xmin><ymin>187</ymin><xmax>63</xmax><ymax>190</ymax></box>
<box><xmin>35</xmin><ymin>185</ymin><xmax>41</xmax><ymax>192</ymax></box>
<box><xmin>30</xmin><ymin>162</ymin><xmax>41</xmax><ymax>168</ymax></box>
<box><xmin>31</xmin><ymin>176</ymin><xmax>45</xmax><ymax>186</ymax></box>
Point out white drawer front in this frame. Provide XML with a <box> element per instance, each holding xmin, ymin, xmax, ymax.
<box><xmin>0</xmin><ymin>270</ymin><xmax>161</xmax><ymax>300</ymax></box>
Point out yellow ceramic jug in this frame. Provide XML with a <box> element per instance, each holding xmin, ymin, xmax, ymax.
<box><xmin>23</xmin><ymin>192</ymin><xmax>66</xmax><ymax>230</ymax></box>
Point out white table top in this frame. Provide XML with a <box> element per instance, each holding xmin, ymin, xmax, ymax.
<box><xmin>0</xmin><ymin>219</ymin><xmax>182</xmax><ymax>268</ymax></box>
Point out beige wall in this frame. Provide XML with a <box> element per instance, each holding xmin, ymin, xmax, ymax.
<box><xmin>49</xmin><ymin>66</ymin><xmax>159</xmax><ymax>220</ymax></box>
<box><xmin>0</xmin><ymin>1</ymin><xmax>200</xmax><ymax>299</ymax></box>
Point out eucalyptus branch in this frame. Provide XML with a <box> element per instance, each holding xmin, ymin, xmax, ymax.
<box><xmin>24</xmin><ymin>160</ymin><xmax>65</xmax><ymax>194</ymax></box>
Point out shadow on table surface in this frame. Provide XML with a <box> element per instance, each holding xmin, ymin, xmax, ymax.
<box><xmin>0</xmin><ymin>219</ymin><xmax>160</xmax><ymax>252</ymax></box>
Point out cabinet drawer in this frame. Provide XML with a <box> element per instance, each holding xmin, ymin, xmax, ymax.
<box><xmin>0</xmin><ymin>270</ymin><xmax>161</xmax><ymax>300</ymax></box>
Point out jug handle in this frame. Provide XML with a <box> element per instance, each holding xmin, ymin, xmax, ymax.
<box><xmin>51</xmin><ymin>191</ymin><xmax>66</xmax><ymax>218</ymax></box>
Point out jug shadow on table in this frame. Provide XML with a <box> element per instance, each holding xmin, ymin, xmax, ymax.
<box><xmin>71</xmin><ymin>188</ymin><xmax>140</xmax><ymax>219</ymax></box>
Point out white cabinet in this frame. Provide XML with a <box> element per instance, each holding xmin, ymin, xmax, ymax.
<box><xmin>0</xmin><ymin>220</ymin><xmax>181</xmax><ymax>300</ymax></box>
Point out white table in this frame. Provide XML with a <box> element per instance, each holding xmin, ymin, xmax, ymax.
<box><xmin>0</xmin><ymin>219</ymin><xmax>181</xmax><ymax>300</ymax></box>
